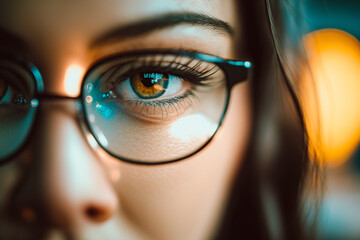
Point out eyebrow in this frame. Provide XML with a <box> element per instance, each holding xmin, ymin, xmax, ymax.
<box><xmin>91</xmin><ymin>12</ymin><xmax>235</xmax><ymax>47</ymax></box>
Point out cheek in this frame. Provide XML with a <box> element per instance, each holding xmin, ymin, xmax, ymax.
<box><xmin>100</xmin><ymin>82</ymin><xmax>251</xmax><ymax>239</ymax></box>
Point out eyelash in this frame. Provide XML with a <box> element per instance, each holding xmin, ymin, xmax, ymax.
<box><xmin>100</xmin><ymin>57</ymin><xmax>220</xmax><ymax>118</ymax></box>
<box><xmin>103</xmin><ymin>57</ymin><xmax>220</xmax><ymax>89</ymax></box>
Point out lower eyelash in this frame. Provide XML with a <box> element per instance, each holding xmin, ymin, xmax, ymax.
<box><xmin>119</xmin><ymin>90</ymin><xmax>199</xmax><ymax>122</ymax></box>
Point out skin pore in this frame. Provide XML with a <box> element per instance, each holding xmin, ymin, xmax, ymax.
<box><xmin>0</xmin><ymin>0</ymin><xmax>251</xmax><ymax>239</ymax></box>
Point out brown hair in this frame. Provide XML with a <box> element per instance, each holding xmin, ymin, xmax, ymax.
<box><xmin>215</xmin><ymin>1</ymin><xmax>319</xmax><ymax>239</ymax></box>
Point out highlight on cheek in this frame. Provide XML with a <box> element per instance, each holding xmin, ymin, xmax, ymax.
<box><xmin>64</xmin><ymin>64</ymin><xmax>85</xmax><ymax>97</ymax></box>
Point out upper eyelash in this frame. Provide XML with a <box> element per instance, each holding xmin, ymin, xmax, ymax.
<box><xmin>100</xmin><ymin>56</ymin><xmax>221</xmax><ymax>92</ymax></box>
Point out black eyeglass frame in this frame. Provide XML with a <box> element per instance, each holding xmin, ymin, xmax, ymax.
<box><xmin>0</xmin><ymin>49</ymin><xmax>252</xmax><ymax>165</ymax></box>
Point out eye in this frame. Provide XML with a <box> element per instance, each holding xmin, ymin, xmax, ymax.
<box><xmin>106</xmin><ymin>71</ymin><xmax>191</xmax><ymax>122</ymax></box>
<box><xmin>113</xmin><ymin>72</ymin><xmax>187</xmax><ymax>100</ymax></box>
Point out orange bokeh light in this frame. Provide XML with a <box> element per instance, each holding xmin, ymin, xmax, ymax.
<box><xmin>302</xmin><ymin>29</ymin><xmax>360</xmax><ymax>167</ymax></box>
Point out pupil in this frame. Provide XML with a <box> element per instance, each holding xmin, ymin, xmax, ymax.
<box><xmin>141</xmin><ymin>77</ymin><xmax>155</xmax><ymax>88</ymax></box>
<box><xmin>141</xmin><ymin>73</ymin><xmax>163</xmax><ymax>88</ymax></box>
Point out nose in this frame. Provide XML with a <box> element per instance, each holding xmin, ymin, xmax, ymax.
<box><xmin>9</xmin><ymin>100</ymin><xmax>118</xmax><ymax>228</ymax></box>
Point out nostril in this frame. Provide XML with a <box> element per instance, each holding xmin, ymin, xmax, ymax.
<box><xmin>84</xmin><ymin>204</ymin><xmax>111</xmax><ymax>222</ymax></box>
<box><xmin>85</xmin><ymin>206</ymin><xmax>101</xmax><ymax>218</ymax></box>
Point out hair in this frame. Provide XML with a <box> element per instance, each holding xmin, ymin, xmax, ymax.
<box><xmin>215</xmin><ymin>1</ymin><xmax>320</xmax><ymax>239</ymax></box>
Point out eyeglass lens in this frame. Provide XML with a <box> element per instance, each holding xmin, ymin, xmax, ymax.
<box><xmin>82</xmin><ymin>53</ymin><xmax>228</xmax><ymax>163</ymax></box>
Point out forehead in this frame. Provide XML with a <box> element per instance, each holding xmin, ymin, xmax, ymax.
<box><xmin>0</xmin><ymin>0</ymin><xmax>233</xmax><ymax>39</ymax></box>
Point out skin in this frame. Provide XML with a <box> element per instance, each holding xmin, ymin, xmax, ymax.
<box><xmin>0</xmin><ymin>0</ymin><xmax>251</xmax><ymax>239</ymax></box>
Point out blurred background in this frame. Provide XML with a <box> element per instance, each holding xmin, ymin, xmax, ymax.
<box><xmin>302</xmin><ymin>0</ymin><xmax>360</xmax><ymax>239</ymax></box>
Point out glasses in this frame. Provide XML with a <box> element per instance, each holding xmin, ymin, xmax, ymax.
<box><xmin>0</xmin><ymin>50</ymin><xmax>251</xmax><ymax>165</ymax></box>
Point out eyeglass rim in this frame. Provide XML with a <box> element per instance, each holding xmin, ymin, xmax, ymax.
<box><xmin>0</xmin><ymin>49</ymin><xmax>252</xmax><ymax>165</ymax></box>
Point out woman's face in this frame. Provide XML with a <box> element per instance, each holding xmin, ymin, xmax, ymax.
<box><xmin>0</xmin><ymin>0</ymin><xmax>251</xmax><ymax>239</ymax></box>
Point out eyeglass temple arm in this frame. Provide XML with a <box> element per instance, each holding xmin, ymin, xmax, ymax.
<box><xmin>219</xmin><ymin>60</ymin><xmax>252</xmax><ymax>88</ymax></box>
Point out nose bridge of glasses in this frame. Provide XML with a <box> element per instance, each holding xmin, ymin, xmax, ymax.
<box><xmin>218</xmin><ymin>60</ymin><xmax>252</xmax><ymax>88</ymax></box>
<box><xmin>37</xmin><ymin>95</ymin><xmax>82</xmax><ymax>121</ymax></box>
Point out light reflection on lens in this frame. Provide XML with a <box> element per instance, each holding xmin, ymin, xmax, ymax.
<box><xmin>30</xmin><ymin>99</ymin><xmax>39</xmax><ymax>108</ymax></box>
<box><xmin>86</xmin><ymin>96</ymin><xmax>93</xmax><ymax>103</ymax></box>
<box><xmin>89</xmin><ymin>114</ymin><xmax>95</xmax><ymax>123</ymax></box>
<box><xmin>169</xmin><ymin>113</ymin><xmax>217</xmax><ymax>142</ymax></box>
<box><xmin>86</xmin><ymin>83</ymin><xmax>93</xmax><ymax>91</ymax></box>
<box><xmin>86</xmin><ymin>132</ymin><xmax>99</xmax><ymax>149</ymax></box>
<box><xmin>95</xmin><ymin>102</ymin><xmax>114</xmax><ymax>119</ymax></box>
<box><xmin>94</xmin><ymin>126</ymin><xmax>109</xmax><ymax>147</ymax></box>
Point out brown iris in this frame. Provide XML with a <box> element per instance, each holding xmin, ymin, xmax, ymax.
<box><xmin>0</xmin><ymin>78</ymin><xmax>8</xmax><ymax>100</ymax></box>
<box><xmin>130</xmin><ymin>72</ymin><xmax>169</xmax><ymax>99</ymax></box>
